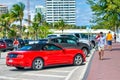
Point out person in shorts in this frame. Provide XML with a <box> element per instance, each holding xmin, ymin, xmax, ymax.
<box><xmin>97</xmin><ymin>32</ymin><xmax>106</xmax><ymax>60</ymax></box>
<box><xmin>106</xmin><ymin>31</ymin><xmax>113</xmax><ymax>51</ymax></box>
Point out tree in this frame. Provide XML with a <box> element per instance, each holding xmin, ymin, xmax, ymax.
<box><xmin>25</xmin><ymin>13</ymin><xmax>51</xmax><ymax>39</ymax></box>
<box><xmin>87</xmin><ymin>0</ymin><xmax>120</xmax><ymax>31</ymax></box>
<box><xmin>0</xmin><ymin>13</ymin><xmax>14</xmax><ymax>38</ymax></box>
<box><xmin>54</xmin><ymin>19</ymin><xmax>67</xmax><ymax>33</ymax></box>
<box><xmin>11</xmin><ymin>2</ymin><xmax>25</xmax><ymax>37</ymax></box>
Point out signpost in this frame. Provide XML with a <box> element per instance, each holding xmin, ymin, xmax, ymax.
<box><xmin>86</xmin><ymin>25</ymin><xmax>91</xmax><ymax>41</ymax></box>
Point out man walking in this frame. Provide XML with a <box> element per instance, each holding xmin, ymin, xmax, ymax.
<box><xmin>106</xmin><ymin>31</ymin><xmax>113</xmax><ymax>51</ymax></box>
<box><xmin>97</xmin><ymin>32</ymin><xmax>106</xmax><ymax>60</ymax></box>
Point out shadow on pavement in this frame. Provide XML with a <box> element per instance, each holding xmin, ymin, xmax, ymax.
<box><xmin>9</xmin><ymin>64</ymin><xmax>75</xmax><ymax>72</ymax></box>
<box><xmin>111</xmin><ymin>48</ymin><xmax>120</xmax><ymax>51</ymax></box>
<box><xmin>102</xmin><ymin>58</ymin><xmax>111</xmax><ymax>60</ymax></box>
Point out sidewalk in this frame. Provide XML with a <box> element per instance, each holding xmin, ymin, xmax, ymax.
<box><xmin>86</xmin><ymin>42</ymin><xmax>120</xmax><ymax>80</ymax></box>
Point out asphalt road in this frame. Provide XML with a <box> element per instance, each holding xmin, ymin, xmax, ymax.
<box><xmin>0</xmin><ymin>49</ymin><xmax>95</xmax><ymax>80</ymax></box>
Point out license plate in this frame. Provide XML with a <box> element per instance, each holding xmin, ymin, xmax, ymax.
<box><xmin>8</xmin><ymin>59</ymin><xmax>13</xmax><ymax>63</ymax></box>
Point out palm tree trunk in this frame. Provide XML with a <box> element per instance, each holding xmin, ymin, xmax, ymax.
<box><xmin>20</xmin><ymin>20</ymin><xmax>22</xmax><ymax>38</ymax></box>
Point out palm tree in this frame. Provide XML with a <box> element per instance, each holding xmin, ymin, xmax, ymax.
<box><xmin>0</xmin><ymin>13</ymin><xmax>14</xmax><ymax>38</ymax></box>
<box><xmin>11</xmin><ymin>2</ymin><xmax>25</xmax><ymax>37</ymax></box>
<box><xmin>54</xmin><ymin>19</ymin><xmax>66</xmax><ymax>34</ymax></box>
<box><xmin>25</xmin><ymin>13</ymin><xmax>43</xmax><ymax>40</ymax></box>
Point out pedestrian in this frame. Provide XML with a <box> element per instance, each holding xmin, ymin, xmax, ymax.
<box><xmin>13</xmin><ymin>38</ymin><xmax>19</xmax><ymax>51</ymax></box>
<box><xmin>114</xmin><ymin>33</ymin><xmax>116</xmax><ymax>43</ymax></box>
<box><xmin>97</xmin><ymin>32</ymin><xmax>106</xmax><ymax>60</ymax></box>
<box><xmin>95</xmin><ymin>33</ymin><xmax>100</xmax><ymax>40</ymax></box>
<box><xmin>95</xmin><ymin>33</ymin><xmax>100</xmax><ymax>50</ymax></box>
<box><xmin>106</xmin><ymin>31</ymin><xmax>113</xmax><ymax>51</ymax></box>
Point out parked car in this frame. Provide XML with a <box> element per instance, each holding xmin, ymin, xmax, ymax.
<box><xmin>17</xmin><ymin>39</ymin><xmax>25</xmax><ymax>48</ymax></box>
<box><xmin>24</xmin><ymin>39</ymin><xmax>33</xmax><ymax>45</ymax></box>
<box><xmin>48</xmin><ymin>37</ymin><xmax>91</xmax><ymax>56</ymax></box>
<box><xmin>6</xmin><ymin>43</ymin><xmax>86</xmax><ymax>70</ymax></box>
<box><xmin>72</xmin><ymin>33</ymin><xmax>96</xmax><ymax>48</ymax></box>
<box><xmin>0</xmin><ymin>39</ymin><xmax>6</xmax><ymax>51</ymax></box>
<box><xmin>60</xmin><ymin>34</ymin><xmax>93</xmax><ymax>49</ymax></box>
<box><xmin>47</xmin><ymin>34</ymin><xmax>60</xmax><ymax>38</ymax></box>
<box><xmin>38</xmin><ymin>39</ymin><xmax>48</xmax><ymax>43</ymax></box>
<box><xmin>2</xmin><ymin>39</ymin><xmax>14</xmax><ymax>51</ymax></box>
<box><xmin>28</xmin><ymin>40</ymin><xmax>39</xmax><ymax>44</ymax></box>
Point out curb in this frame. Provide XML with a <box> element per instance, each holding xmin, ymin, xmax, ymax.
<box><xmin>79</xmin><ymin>48</ymin><xmax>96</xmax><ymax>80</ymax></box>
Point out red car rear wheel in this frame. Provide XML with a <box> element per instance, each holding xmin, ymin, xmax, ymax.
<box><xmin>32</xmin><ymin>58</ymin><xmax>44</xmax><ymax>70</ymax></box>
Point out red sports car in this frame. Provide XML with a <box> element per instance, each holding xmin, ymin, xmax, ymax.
<box><xmin>6</xmin><ymin>43</ymin><xmax>86</xmax><ymax>70</ymax></box>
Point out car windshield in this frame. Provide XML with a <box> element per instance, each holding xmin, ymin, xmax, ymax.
<box><xmin>81</xmin><ymin>33</ymin><xmax>88</xmax><ymax>39</ymax></box>
<box><xmin>47</xmin><ymin>35</ymin><xmax>57</xmax><ymax>38</ymax></box>
<box><xmin>60</xmin><ymin>35</ymin><xmax>78</xmax><ymax>40</ymax></box>
<box><xmin>20</xmin><ymin>45</ymin><xmax>32</xmax><ymax>51</ymax></box>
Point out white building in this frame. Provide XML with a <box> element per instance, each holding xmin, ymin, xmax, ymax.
<box><xmin>35</xmin><ymin>5</ymin><xmax>46</xmax><ymax>21</ymax></box>
<box><xmin>0</xmin><ymin>5</ymin><xmax>8</xmax><ymax>15</ymax></box>
<box><xmin>46</xmin><ymin>0</ymin><xmax>76</xmax><ymax>25</ymax></box>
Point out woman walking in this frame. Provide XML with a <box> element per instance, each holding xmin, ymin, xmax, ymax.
<box><xmin>97</xmin><ymin>32</ymin><xmax>106</xmax><ymax>60</ymax></box>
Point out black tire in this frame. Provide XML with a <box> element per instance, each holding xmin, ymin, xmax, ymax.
<box><xmin>82</xmin><ymin>48</ymin><xmax>89</xmax><ymax>57</ymax></box>
<box><xmin>32</xmin><ymin>58</ymin><xmax>44</xmax><ymax>70</ymax></box>
<box><xmin>16</xmin><ymin>67</ymin><xmax>24</xmax><ymax>70</ymax></box>
<box><xmin>10</xmin><ymin>48</ymin><xmax>14</xmax><ymax>51</ymax></box>
<box><xmin>73</xmin><ymin>54</ymin><xmax>83</xmax><ymax>66</ymax></box>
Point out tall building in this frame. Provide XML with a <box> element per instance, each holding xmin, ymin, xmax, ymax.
<box><xmin>35</xmin><ymin>5</ymin><xmax>46</xmax><ymax>21</ymax></box>
<box><xmin>0</xmin><ymin>5</ymin><xmax>8</xmax><ymax>15</ymax></box>
<box><xmin>46</xmin><ymin>0</ymin><xmax>76</xmax><ymax>25</ymax></box>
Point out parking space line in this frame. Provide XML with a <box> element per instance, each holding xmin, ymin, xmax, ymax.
<box><xmin>0</xmin><ymin>76</ymin><xmax>32</xmax><ymax>80</ymax></box>
<box><xmin>46</xmin><ymin>70</ymin><xmax>70</xmax><ymax>73</ymax></box>
<box><xmin>65</xmin><ymin>67</ymin><xmax>79</xmax><ymax>80</ymax></box>
<box><xmin>23</xmin><ymin>73</ymin><xmax>66</xmax><ymax>78</ymax></box>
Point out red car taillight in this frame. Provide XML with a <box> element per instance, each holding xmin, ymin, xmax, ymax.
<box><xmin>17</xmin><ymin>54</ymin><xmax>24</xmax><ymax>58</ymax></box>
<box><xmin>0</xmin><ymin>43</ymin><xmax>5</xmax><ymax>46</ymax></box>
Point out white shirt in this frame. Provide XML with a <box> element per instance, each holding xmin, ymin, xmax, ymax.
<box><xmin>97</xmin><ymin>36</ymin><xmax>106</xmax><ymax>47</ymax></box>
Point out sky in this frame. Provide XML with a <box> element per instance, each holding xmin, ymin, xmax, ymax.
<box><xmin>0</xmin><ymin>0</ymin><xmax>93</xmax><ymax>26</ymax></box>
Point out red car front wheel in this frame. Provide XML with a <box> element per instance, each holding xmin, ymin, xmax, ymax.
<box><xmin>73</xmin><ymin>54</ymin><xmax>83</xmax><ymax>66</ymax></box>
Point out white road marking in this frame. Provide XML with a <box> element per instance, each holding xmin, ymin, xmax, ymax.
<box><xmin>0</xmin><ymin>76</ymin><xmax>32</xmax><ymax>80</ymax></box>
<box><xmin>65</xmin><ymin>67</ymin><xmax>79</xmax><ymax>80</ymax></box>
<box><xmin>47</xmin><ymin>70</ymin><xmax>70</xmax><ymax>73</ymax></box>
<box><xmin>23</xmin><ymin>73</ymin><xmax>66</xmax><ymax>78</ymax></box>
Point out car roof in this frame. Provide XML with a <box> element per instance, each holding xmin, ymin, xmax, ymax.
<box><xmin>49</xmin><ymin>36</ymin><xmax>73</xmax><ymax>39</ymax></box>
<box><xmin>26</xmin><ymin>43</ymin><xmax>58</xmax><ymax>46</ymax></box>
